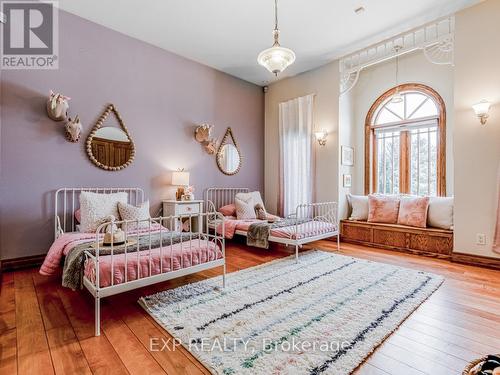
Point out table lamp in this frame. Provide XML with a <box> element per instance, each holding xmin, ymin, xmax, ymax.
<box><xmin>172</xmin><ymin>169</ymin><xmax>190</xmax><ymax>201</ymax></box>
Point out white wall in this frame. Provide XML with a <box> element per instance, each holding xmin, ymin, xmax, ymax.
<box><xmin>264</xmin><ymin>0</ymin><xmax>500</xmax><ymax>260</ymax></box>
<box><xmin>340</xmin><ymin>50</ymin><xmax>455</xmax><ymax>214</ymax></box>
<box><xmin>453</xmin><ymin>0</ymin><xmax>500</xmax><ymax>258</ymax></box>
<box><xmin>264</xmin><ymin>61</ymin><xmax>340</xmax><ymax>214</ymax></box>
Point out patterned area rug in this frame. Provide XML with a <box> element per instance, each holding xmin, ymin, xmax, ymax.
<box><xmin>139</xmin><ymin>250</ymin><xmax>443</xmax><ymax>375</ymax></box>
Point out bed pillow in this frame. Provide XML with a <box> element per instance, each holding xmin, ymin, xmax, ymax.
<box><xmin>250</xmin><ymin>191</ymin><xmax>268</xmax><ymax>218</ymax></box>
<box><xmin>79</xmin><ymin>191</ymin><xmax>128</xmax><ymax>232</ymax></box>
<box><xmin>347</xmin><ymin>194</ymin><xmax>369</xmax><ymax>220</ymax></box>
<box><xmin>75</xmin><ymin>209</ymin><xmax>81</xmax><ymax>223</ymax></box>
<box><xmin>427</xmin><ymin>196</ymin><xmax>453</xmax><ymax>229</ymax></box>
<box><xmin>235</xmin><ymin>193</ymin><xmax>256</xmax><ymax>220</ymax></box>
<box><xmin>397</xmin><ymin>196</ymin><xmax>430</xmax><ymax>228</ymax></box>
<box><xmin>219</xmin><ymin>204</ymin><xmax>236</xmax><ymax>217</ymax></box>
<box><xmin>118</xmin><ymin>200</ymin><xmax>151</xmax><ymax>229</ymax></box>
<box><xmin>367</xmin><ymin>195</ymin><xmax>400</xmax><ymax>224</ymax></box>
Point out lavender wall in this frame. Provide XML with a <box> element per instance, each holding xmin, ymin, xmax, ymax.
<box><xmin>0</xmin><ymin>12</ymin><xmax>264</xmax><ymax>260</ymax></box>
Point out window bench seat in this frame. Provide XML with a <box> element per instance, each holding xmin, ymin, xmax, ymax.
<box><xmin>340</xmin><ymin>219</ymin><xmax>453</xmax><ymax>258</ymax></box>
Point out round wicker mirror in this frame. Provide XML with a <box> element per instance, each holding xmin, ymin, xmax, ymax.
<box><xmin>216</xmin><ymin>127</ymin><xmax>242</xmax><ymax>175</ymax></box>
<box><xmin>86</xmin><ymin>104</ymin><xmax>135</xmax><ymax>171</ymax></box>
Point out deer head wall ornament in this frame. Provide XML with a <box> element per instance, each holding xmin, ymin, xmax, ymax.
<box><xmin>47</xmin><ymin>90</ymin><xmax>70</xmax><ymax>121</ymax></box>
<box><xmin>204</xmin><ymin>138</ymin><xmax>217</xmax><ymax>155</ymax></box>
<box><xmin>195</xmin><ymin>123</ymin><xmax>213</xmax><ymax>142</ymax></box>
<box><xmin>65</xmin><ymin>115</ymin><xmax>82</xmax><ymax>143</ymax></box>
<box><xmin>194</xmin><ymin>123</ymin><xmax>217</xmax><ymax>154</ymax></box>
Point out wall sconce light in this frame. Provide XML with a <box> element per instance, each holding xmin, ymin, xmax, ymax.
<box><xmin>314</xmin><ymin>130</ymin><xmax>328</xmax><ymax>146</ymax></box>
<box><xmin>472</xmin><ymin>100</ymin><xmax>492</xmax><ymax>125</ymax></box>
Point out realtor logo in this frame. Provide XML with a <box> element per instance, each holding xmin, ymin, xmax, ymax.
<box><xmin>1</xmin><ymin>1</ymin><xmax>58</xmax><ymax>69</ymax></box>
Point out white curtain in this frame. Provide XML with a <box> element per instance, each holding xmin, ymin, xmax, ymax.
<box><xmin>278</xmin><ymin>94</ymin><xmax>315</xmax><ymax>217</ymax></box>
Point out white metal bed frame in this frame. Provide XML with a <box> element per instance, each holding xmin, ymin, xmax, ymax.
<box><xmin>205</xmin><ymin>187</ymin><xmax>339</xmax><ymax>260</ymax></box>
<box><xmin>55</xmin><ymin>188</ymin><xmax>225</xmax><ymax>336</ymax></box>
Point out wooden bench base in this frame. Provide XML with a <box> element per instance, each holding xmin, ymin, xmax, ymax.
<box><xmin>340</xmin><ymin>220</ymin><xmax>453</xmax><ymax>258</ymax></box>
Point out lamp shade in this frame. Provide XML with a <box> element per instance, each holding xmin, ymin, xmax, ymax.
<box><xmin>314</xmin><ymin>130</ymin><xmax>327</xmax><ymax>140</ymax></box>
<box><xmin>472</xmin><ymin>100</ymin><xmax>491</xmax><ymax>116</ymax></box>
<box><xmin>257</xmin><ymin>45</ymin><xmax>296</xmax><ymax>75</ymax></box>
<box><xmin>171</xmin><ymin>171</ymin><xmax>189</xmax><ymax>186</ymax></box>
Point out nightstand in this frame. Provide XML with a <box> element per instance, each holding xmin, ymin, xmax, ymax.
<box><xmin>162</xmin><ymin>200</ymin><xmax>204</xmax><ymax>232</ymax></box>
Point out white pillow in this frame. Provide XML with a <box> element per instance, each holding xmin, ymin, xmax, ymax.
<box><xmin>250</xmin><ymin>191</ymin><xmax>265</xmax><ymax>207</ymax></box>
<box><xmin>118</xmin><ymin>200</ymin><xmax>151</xmax><ymax>229</ymax></box>
<box><xmin>347</xmin><ymin>194</ymin><xmax>369</xmax><ymax>221</ymax></box>
<box><xmin>79</xmin><ymin>192</ymin><xmax>128</xmax><ymax>232</ymax></box>
<box><xmin>427</xmin><ymin>196</ymin><xmax>453</xmax><ymax>229</ymax></box>
<box><xmin>235</xmin><ymin>192</ymin><xmax>256</xmax><ymax>220</ymax></box>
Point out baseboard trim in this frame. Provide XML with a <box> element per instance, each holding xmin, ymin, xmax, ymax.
<box><xmin>451</xmin><ymin>252</ymin><xmax>500</xmax><ymax>270</ymax></box>
<box><xmin>1</xmin><ymin>254</ymin><xmax>46</xmax><ymax>271</ymax></box>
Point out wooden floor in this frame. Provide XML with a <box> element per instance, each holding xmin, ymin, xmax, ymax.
<box><xmin>1</xmin><ymin>241</ymin><xmax>500</xmax><ymax>375</ymax></box>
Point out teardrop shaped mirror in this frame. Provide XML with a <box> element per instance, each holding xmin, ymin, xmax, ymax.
<box><xmin>216</xmin><ymin>127</ymin><xmax>242</xmax><ymax>175</ymax></box>
<box><xmin>86</xmin><ymin>104</ymin><xmax>135</xmax><ymax>171</ymax></box>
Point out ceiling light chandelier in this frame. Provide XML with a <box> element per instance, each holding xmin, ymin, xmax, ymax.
<box><xmin>257</xmin><ymin>0</ymin><xmax>296</xmax><ymax>76</ymax></box>
<box><xmin>391</xmin><ymin>45</ymin><xmax>403</xmax><ymax>104</ymax></box>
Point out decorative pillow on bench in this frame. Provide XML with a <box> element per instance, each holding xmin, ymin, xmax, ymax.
<box><xmin>347</xmin><ymin>194</ymin><xmax>369</xmax><ymax>220</ymax></box>
<box><xmin>397</xmin><ymin>196</ymin><xmax>430</xmax><ymax>228</ymax></box>
<box><xmin>367</xmin><ymin>195</ymin><xmax>400</xmax><ymax>224</ymax></box>
<box><xmin>427</xmin><ymin>196</ymin><xmax>453</xmax><ymax>230</ymax></box>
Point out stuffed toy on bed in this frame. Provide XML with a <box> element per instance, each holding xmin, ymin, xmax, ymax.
<box><xmin>254</xmin><ymin>203</ymin><xmax>267</xmax><ymax>220</ymax></box>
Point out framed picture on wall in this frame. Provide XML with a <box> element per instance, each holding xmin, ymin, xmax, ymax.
<box><xmin>341</xmin><ymin>146</ymin><xmax>354</xmax><ymax>166</ymax></box>
<box><xmin>343</xmin><ymin>174</ymin><xmax>352</xmax><ymax>188</ymax></box>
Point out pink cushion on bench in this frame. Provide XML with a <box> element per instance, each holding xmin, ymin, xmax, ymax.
<box><xmin>368</xmin><ymin>195</ymin><xmax>400</xmax><ymax>224</ymax></box>
<box><xmin>397</xmin><ymin>196</ymin><xmax>430</xmax><ymax>228</ymax></box>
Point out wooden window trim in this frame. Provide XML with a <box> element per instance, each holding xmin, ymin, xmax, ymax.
<box><xmin>364</xmin><ymin>83</ymin><xmax>446</xmax><ymax>196</ymax></box>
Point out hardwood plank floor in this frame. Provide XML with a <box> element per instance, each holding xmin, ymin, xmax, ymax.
<box><xmin>1</xmin><ymin>241</ymin><xmax>499</xmax><ymax>375</ymax></box>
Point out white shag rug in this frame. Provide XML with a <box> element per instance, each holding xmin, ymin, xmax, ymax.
<box><xmin>139</xmin><ymin>250</ymin><xmax>443</xmax><ymax>375</ymax></box>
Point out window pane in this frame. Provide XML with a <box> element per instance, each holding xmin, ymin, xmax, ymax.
<box><xmin>377</xmin><ymin>137</ymin><xmax>384</xmax><ymax>193</ymax></box>
<box><xmin>385</xmin><ymin>100</ymin><xmax>404</xmax><ymax>120</ymax></box>
<box><xmin>375</xmin><ymin>108</ymin><xmax>401</xmax><ymax>124</ymax></box>
<box><xmin>410</xmin><ymin>126</ymin><xmax>437</xmax><ymax>196</ymax></box>
<box><xmin>375</xmin><ymin>132</ymin><xmax>400</xmax><ymax>194</ymax></box>
<box><xmin>410</xmin><ymin>98</ymin><xmax>438</xmax><ymax>119</ymax></box>
<box><xmin>405</xmin><ymin>93</ymin><xmax>427</xmax><ymax>118</ymax></box>
<box><xmin>371</xmin><ymin>88</ymin><xmax>441</xmax><ymax>197</ymax></box>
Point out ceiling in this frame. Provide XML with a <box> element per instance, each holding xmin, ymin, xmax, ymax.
<box><xmin>57</xmin><ymin>0</ymin><xmax>478</xmax><ymax>86</ymax></box>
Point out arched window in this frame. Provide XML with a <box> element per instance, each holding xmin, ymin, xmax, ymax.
<box><xmin>365</xmin><ymin>84</ymin><xmax>446</xmax><ymax>196</ymax></box>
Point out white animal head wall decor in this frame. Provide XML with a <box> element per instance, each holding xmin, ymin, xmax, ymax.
<box><xmin>195</xmin><ymin>123</ymin><xmax>213</xmax><ymax>143</ymax></box>
<box><xmin>204</xmin><ymin>138</ymin><xmax>217</xmax><ymax>155</ymax></box>
<box><xmin>65</xmin><ymin>115</ymin><xmax>82</xmax><ymax>143</ymax></box>
<box><xmin>47</xmin><ymin>90</ymin><xmax>70</xmax><ymax>121</ymax></box>
<box><xmin>195</xmin><ymin>123</ymin><xmax>217</xmax><ymax>154</ymax></box>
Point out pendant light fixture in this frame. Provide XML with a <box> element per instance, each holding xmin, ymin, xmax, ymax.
<box><xmin>257</xmin><ymin>0</ymin><xmax>296</xmax><ymax>76</ymax></box>
<box><xmin>391</xmin><ymin>45</ymin><xmax>403</xmax><ymax>104</ymax></box>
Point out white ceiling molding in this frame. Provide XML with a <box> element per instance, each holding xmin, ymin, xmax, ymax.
<box><xmin>339</xmin><ymin>17</ymin><xmax>454</xmax><ymax>95</ymax></box>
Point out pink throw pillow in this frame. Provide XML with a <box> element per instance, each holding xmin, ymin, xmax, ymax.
<box><xmin>75</xmin><ymin>209</ymin><xmax>81</xmax><ymax>223</ymax></box>
<box><xmin>219</xmin><ymin>204</ymin><xmax>236</xmax><ymax>217</ymax></box>
<box><xmin>397</xmin><ymin>196</ymin><xmax>430</xmax><ymax>228</ymax></box>
<box><xmin>367</xmin><ymin>195</ymin><xmax>400</xmax><ymax>224</ymax></box>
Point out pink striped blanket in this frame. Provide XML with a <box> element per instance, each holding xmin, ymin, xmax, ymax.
<box><xmin>39</xmin><ymin>225</ymin><xmax>164</xmax><ymax>276</ymax></box>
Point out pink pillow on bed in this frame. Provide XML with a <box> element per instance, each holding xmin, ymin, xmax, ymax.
<box><xmin>397</xmin><ymin>196</ymin><xmax>430</xmax><ymax>228</ymax></box>
<box><xmin>75</xmin><ymin>209</ymin><xmax>81</xmax><ymax>223</ymax></box>
<box><xmin>367</xmin><ymin>195</ymin><xmax>400</xmax><ymax>224</ymax></box>
<box><xmin>219</xmin><ymin>204</ymin><xmax>236</xmax><ymax>217</ymax></box>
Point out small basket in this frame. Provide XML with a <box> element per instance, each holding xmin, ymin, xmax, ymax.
<box><xmin>463</xmin><ymin>355</ymin><xmax>500</xmax><ymax>375</ymax></box>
